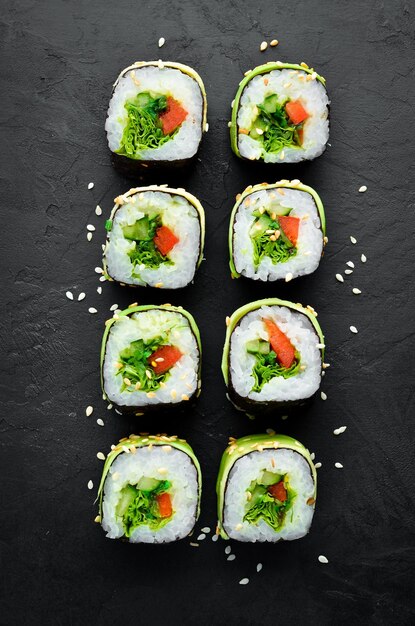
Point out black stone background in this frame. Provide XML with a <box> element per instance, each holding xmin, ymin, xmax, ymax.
<box><xmin>1</xmin><ymin>0</ymin><xmax>415</xmax><ymax>624</ymax></box>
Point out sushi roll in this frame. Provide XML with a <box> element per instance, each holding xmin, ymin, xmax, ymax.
<box><xmin>230</xmin><ymin>62</ymin><xmax>329</xmax><ymax>164</ymax></box>
<box><xmin>105</xmin><ymin>61</ymin><xmax>207</xmax><ymax>175</ymax></box>
<box><xmin>97</xmin><ymin>434</ymin><xmax>202</xmax><ymax>543</ymax></box>
<box><xmin>103</xmin><ymin>186</ymin><xmax>205</xmax><ymax>289</ymax></box>
<box><xmin>216</xmin><ymin>434</ymin><xmax>316</xmax><ymax>542</ymax></box>
<box><xmin>222</xmin><ymin>299</ymin><xmax>324</xmax><ymax>413</ymax></box>
<box><xmin>229</xmin><ymin>180</ymin><xmax>326</xmax><ymax>282</ymax></box>
<box><xmin>101</xmin><ymin>305</ymin><xmax>201</xmax><ymax>414</ymax></box>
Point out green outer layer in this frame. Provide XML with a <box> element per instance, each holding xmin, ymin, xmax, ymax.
<box><xmin>228</xmin><ymin>180</ymin><xmax>326</xmax><ymax>278</ymax></box>
<box><xmin>100</xmin><ymin>304</ymin><xmax>202</xmax><ymax>401</ymax></box>
<box><xmin>216</xmin><ymin>433</ymin><xmax>317</xmax><ymax>540</ymax></box>
<box><xmin>102</xmin><ymin>186</ymin><xmax>206</xmax><ymax>284</ymax></box>
<box><xmin>97</xmin><ymin>434</ymin><xmax>202</xmax><ymax>523</ymax></box>
<box><xmin>221</xmin><ymin>298</ymin><xmax>325</xmax><ymax>387</ymax></box>
<box><xmin>230</xmin><ymin>62</ymin><xmax>326</xmax><ymax>158</ymax></box>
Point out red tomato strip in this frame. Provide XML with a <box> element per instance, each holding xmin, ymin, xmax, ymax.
<box><xmin>285</xmin><ymin>100</ymin><xmax>309</xmax><ymax>125</ymax></box>
<box><xmin>263</xmin><ymin>319</ymin><xmax>296</xmax><ymax>368</ymax></box>
<box><xmin>156</xmin><ymin>492</ymin><xmax>172</xmax><ymax>517</ymax></box>
<box><xmin>278</xmin><ymin>215</ymin><xmax>300</xmax><ymax>246</ymax></box>
<box><xmin>148</xmin><ymin>345</ymin><xmax>182</xmax><ymax>375</ymax></box>
<box><xmin>159</xmin><ymin>97</ymin><xmax>188</xmax><ymax>135</ymax></box>
<box><xmin>153</xmin><ymin>225</ymin><xmax>179</xmax><ymax>256</ymax></box>
<box><xmin>268</xmin><ymin>481</ymin><xmax>287</xmax><ymax>502</ymax></box>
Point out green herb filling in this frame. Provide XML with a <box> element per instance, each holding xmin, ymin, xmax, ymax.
<box><xmin>117</xmin><ymin>337</ymin><xmax>169</xmax><ymax>393</ymax></box>
<box><xmin>249</xmin><ymin>209</ymin><xmax>297</xmax><ymax>269</ymax></box>
<box><xmin>122</xmin><ymin>215</ymin><xmax>173</xmax><ymax>273</ymax></box>
<box><xmin>250</xmin><ymin>94</ymin><xmax>303</xmax><ymax>153</ymax></box>
<box><xmin>246</xmin><ymin>339</ymin><xmax>301</xmax><ymax>392</ymax></box>
<box><xmin>116</xmin><ymin>479</ymin><xmax>172</xmax><ymax>537</ymax></box>
<box><xmin>243</xmin><ymin>472</ymin><xmax>295</xmax><ymax>531</ymax></box>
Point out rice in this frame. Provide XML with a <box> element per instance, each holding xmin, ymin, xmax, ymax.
<box><xmin>105</xmin><ymin>65</ymin><xmax>203</xmax><ymax>160</ymax></box>
<box><xmin>229</xmin><ymin>305</ymin><xmax>321</xmax><ymax>402</ymax></box>
<box><xmin>232</xmin><ymin>187</ymin><xmax>323</xmax><ymax>281</ymax></box>
<box><xmin>103</xmin><ymin>309</ymin><xmax>199</xmax><ymax>407</ymax></box>
<box><xmin>104</xmin><ymin>190</ymin><xmax>202</xmax><ymax>288</ymax></box>
<box><xmin>223</xmin><ymin>448</ymin><xmax>315</xmax><ymax>542</ymax></box>
<box><xmin>102</xmin><ymin>446</ymin><xmax>198</xmax><ymax>543</ymax></box>
<box><xmin>237</xmin><ymin>68</ymin><xmax>329</xmax><ymax>163</ymax></box>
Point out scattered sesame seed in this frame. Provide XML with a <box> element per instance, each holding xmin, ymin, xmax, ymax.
<box><xmin>320</xmin><ymin>391</ymin><xmax>327</xmax><ymax>401</ymax></box>
<box><xmin>88</xmin><ymin>307</ymin><xmax>97</xmax><ymax>314</ymax></box>
<box><xmin>335</xmin><ymin>462</ymin><xmax>343</xmax><ymax>469</ymax></box>
<box><xmin>66</xmin><ymin>291</ymin><xmax>74</xmax><ymax>300</ymax></box>
<box><xmin>110</xmin><ymin>304</ymin><xmax>118</xmax><ymax>311</ymax></box>
<box><xmin>285</xmin><ymin>272</ymin><xmax>293</xmax><ymax>282</ymax></box>
<box><xmin>107</xmin><ymin>403</ymin><xmax>113</xmax><ymax>409</ymax></box>
<box><xmin>315</xmin><ymin>462</ymin><xmax>322</xmax><ymax>469</ymax></box>
<box><xmin>225</xmin><ymin>546</ymin><xmax>231</xmax><ymax>555</ymax></box>
<box><xmin>205</xmin><ymin>122</ymin><xmax>209</xmax><ymax>132</ymax></box>
<box><xmin>94</xmin><ymin>267</ymin><xmax>103</xmax><ymax>274</ymax></box>
<box><xmin>95</xmin><ymin>205</ymin><xmax>102</xmax><ymax>216</ymax></box>
<box><xmin>87</xmin><ymin>480</ymin><xmax>94</xmax><ymax>489</ymax></box>
<box><xmin>97</xmin><ymin>418</ymin><xmax>104</xmax><ymax>427</ymax></box>
<box><xmin>350</xmin><ymin>325</ymin><xmax>358</xmax><ymax>334</ymax></box>
<box><xmin>201</xmin><ymin>527</ymin><xmax>211</xmax><ymax>534</ymax></box>
<box><xmin>227</xmin><ymin>121</ymin><xmax>232</xmax><ymax>127</ymax></box>
<box><xmin>316</xmin><ymin>343</ymin><xmax>325</xmax><ymax>349</ymax></box>
<box><xmin>112</xmin><ymin>472</ymin><xmax>120</xmax><ymax>481</ymax></box>
<box><xmin>270</xmin><ymin>39</ymin><xmax>278</xmax><ymax>46</ymax></box>
<box><xmin>239</xmin><ymin>578</ymin><xmax>250</xmax><ymax>585</ymax></box>
<box><xmin>96</xmin><ymin>452</ymin><xmax>105</xmax><ymax>461</ymax></box>
<box><xmin>256</xmin><ymin>563</ymin><xmax>263</xmax><ymax>572</ymax></box>
<box><xmin>87</xmin><ymin>182</ymin><xmax>94</xmax><ymax>190</ymax></box>
<box><xmin>87</xmin><ymin>232</ymin><xmax>93</xmax><ymax>241</ymax></box>
<box><xmin>358</xmin><ymin>185</ymin><xmax>367</xmax><ymax>193</ymax></box>
<box><xmin>260</xmin><ymin>41</ymin><xmax>268</xmax><ymax>51</ymax></box>
<box><xmin>346</xmin><ymin>261</ymin><xmax>355</xmax><ymax>268</ymax></box>
<box><xmin>85</xmin><ymin>405</ymin><xmax>93</xmax><ymax>417</ymax></box>
<box><xmin>350</xmin><ymin>236</ymin><xmax>357</xmax><ymax>244</ymax></box>
<box><xmin>352</xmin><ymin>288</ymin><xmax>362</xmax><ymax>295</ymax></box>
<box><xmin>226</xmin><ymin>316</ymin><xmax>231</xmax><ymax>326</ymax></box>
<box><xmin>94</xmin><ymin>515</ymin><xmax>101</xmax><ymax>523</ymax></box>
<box><xmin>310</xmin><ymin>452</ymin><xmax>315</xmax><ymax>460</ymax></box>
<box><xmin>78</xmin><ymin>292</ymin><xmax>86</xmax><ymax>301</ymax></box>
<box><xmin>279</xmin><ymin>150</ymin><xmax>285</xmax><ymax>160</ymax></box>
<box><xmin>322</xmin><ymin>362</ymin><xmax>330</xmax><ymax>369</ymax></box>
<box><xmin>227</xmin><ymin>554</ymin><xmax>236</xmax><ymax>561</ymax></box>
<box><xmin>99</xmin><ymin>275</ymin><xmax>106</xmax><ymax>282</ymax></box>
<box><xmin>87</xmin><ymin>224</ymin><xmax>95</xmax><ymax>232</ymax></box>
<box><xmin>158</xmin><ymin>467</ymin><xmax>168</xmax><ymax>475</ymax></box>
<box><xmin>155</xmin><ymin>282</ymin><xmax>163</xmax><ymax>288</ymax></box>
<box><xmin>333</xmin><ymin>426</ymin><xmax>347</xmax><ymax>435</ymax></box>
<box><xmin>97</xmin><ymin>286</ymin><xmax>102</xmax><ymax>294</ymax></box>
<box><xmin>189</xmin><ymin>542</ymin><xmax>199</xmax><ymax>547</ymax></box>
<box><xmin>345</xmin><ymin>269</ymin><xmax>353</xmax><ymax>275</ymax></box>
<box><xmin>157</xmin><ymin>59</ymin><xmax>164</xmax><ymax>69</ymax></box>
<box><xmin>211</xmin><ymin>534</ymin><xmax>219</xmax><ymax>542</ymax></box>
<box><xmin>318</xmin><ymin>555</ymin><xmax>329</xmax><ymax>564</ymax></box>
<box><xmin>197</xmin><ymin>533</ymin><xmax>206</xmax><ymax>541</ymax></box>
<box><xmin>323</xmin><ymin>236</ymin><xmax>328</xmax><ymax>244</ymax></box>
<box><xmin>336</xmin><ymin>273</ymin><xmax>344</xmax><ymax>283</ymax></box>
<box><xmin>361</xmin><ymin>254</ymin><xmax>367</xmax><ymax>263</ymax></box>
<box><xmin>158</xmin><ymin>37</ymin><xmax>165</xmax><ymax>47</ymax></box>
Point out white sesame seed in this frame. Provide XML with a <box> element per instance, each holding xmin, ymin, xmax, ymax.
<box><xmin>97</xmin><ymin>286</ymin><xmax>102</xmax><ymax>294</ymax></box>
<box><xmin>78</xmin><ymin>292</ymin><xmax>86</xmax><ymax>301</ymax></box>
<box><xmin>88</xmin><ymin>307</ymin><xmax>97</xmax><ymax>314</ymax></box>
<box><xmin>335</xmin><ymin>462</ymin><xmax>343</xmax><ymax>469</ymax></box>
<box><xmin>350</xmin><ymin>325</ymin><xmax>358</xmax><ymax>334</ymax></box>
<box><xmin>107</xmin><ymin>404</ymin><xmax>113</xmax><ymax>410</ymax></box>
<box><xmin>322</xmin><ymin>362</ymin><xmax>330</xmax><ymax>369</ymax></box>
<box><xmin>227</xmin><ymin>554</ymin><xmax>236</xmax><ymax>561</ymax></box>
<box><xmin>94</xmin><ymin>515</ymin><xmax>101</xmax><ymax>523</ymax></box>
<box><xmin>197</xmin><ymin>533</ymin><xmax>206</xmax><ymax>541</ymax></box>
<box><xmin>345</xmin><ymin>269</ymin><xmax>353</xmax><ymax>275</ymax></box>
<box><xmin>318</xmin><ymin>555</ymin><xmax>329</xmax><ymax>564</ymax></box>
<box><xmin>99</xmin><ymin>275</ymin><xmax>106</xmax><ymax>282</ymax></box>
<box><xmin>87</xmin><ymin>480</ymin><xmax>93</xmax><ymax>489</ymax></box>
<box><xmin>95</xmin><ymin>205</ymin><xmax>102</xmax><ymax>216</ymax></box>
<box><xmin>310</xmin><ymin>452</ymin><xmax>315</xmax><ymax>460</ymax></box>
<box><xmin>85</xmin><ymin>405</ymin><xmax>93</xmax><ymax>417</ymax></box>
<box><xmin>270</xmin><ymin>39</ymin><xmax>278</xmax><ymax>46</ymax></box>
<box><xmin>87</xmin><ymin>224</ymin><xmax>95</xmax><ymax>232</ymax></box>
<box><xmin>358</xmin><ymin>185</ymin><xmax>367</xmax><ymax>193</ymax></box>
<box><xmin>110</xmin><ymin>303</ymin><xmax>118</xmax><ymax>311</ymax></box>
<box><xmin>158</xmin><ymin>37</ymin><xmax>165</xmax><ymax>47</ymax></box>
<box><xmin>66</xmin><ymin>291</ymin><xmax>74</xmax><ymax>300</ymax></box>
<box><xmin>352</xmin><ymin>288</ymin><xmax>362</xmax><ymax>295</ymax></box>
<box><xmin>87</xmin><ymin>182</ymin><xmax>94</xmax><ymax>190</ymax></box>
<box><xmin>225</xmin><ymin>546</ymin><xmax>231</xmax><ymax>555</ymax></box>
<box><xmin>201</xmin><ymin>527</ymin><xmax>211</xmax><ymax>534</ymax></box>
<box><xmin>97</xmin><ymin>418</ymin><xmax>104</xmax><ymax>426</ymax></box>
<box><xmin>239</xmin><ymin>578</ymin><xmax>250</xmax><ymax>585</ymax></box>
<box><xmin>260</xmin><ymin>41</ymin><xmax>268</xmax><ymax>51</ymax></box>
<box><xmin>256</xmin><ymin>563</ymin><xmax>263</xmax><ymax>572</ymax></box>
<box><xmin>285</xmin><ymin>272</ymin><xmax>293</xmax><ymax>282</ymax></box>
<box><xmin>94</xmin><ymin>267</ymin><xmax>103</xmax><ymax>274</ymax></box>
<box><xmin>336</xmin><ymin>273</ymin><xmax>344</xmax><ymax>283</ymax></box>
<box><xmin>320</xmin><ymin>391</ymin><xmax>327</xmax><ymax>401</ymax></box>
<box><xmin>361</xmin><ymin>254</ymin><xmax>367</xmax><ymax>263</ymax></box>
<box><xmin>350</xmin><ymin>236</ymin><xmax>357</xmax><ymax>244</ymax></box>
<box><xmin>315</xmin><ymin>462</ymin><xmax>322</xmax><ymax>469</ymax></box>
<box><xmin>205</xmin><ymin>122</ymin><xmax>209</xmax><ymax>132</ymax></box>
<box><xmin>333</xmin><ymin>426</ymin><xmax>347</xmax><ymax>435</ymax></box>
<box><xmin>189</xmin><ymin>542</ymin><xmax>199</xmax><ymax>547</ymax></box>
<box><xmin>227</xmin><ymin>121</ymin><xmax>232</xmax><ymax>127</ymax></box>
<box><xmin>96</xmin><ymin>452</ymin><xmax>105</xmax><ymax>461</ymax></box>
<box><xmin>316</xmin><ymin>343</ymin><xmax>325</xmax><ymax>349</ymax></box>
<box><xmin>87</xmin><ymin>232</ymin><xmax>93</xmax><ymax>241</ymax></box>
<box><xmin>211</xmin><ymin>534</ymin><xmax>219</xmax><ymax>542</ymax></box>
<box><xmin>346</xmin><ymin>261</ymin><xmax>355</xmax><ymax>268</ymax></box>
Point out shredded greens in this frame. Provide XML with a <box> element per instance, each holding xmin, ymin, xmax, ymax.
<box><xmin>251</xmin><ymin>347</ymin><xmax>301</xmax><ymax>392</ymax></box>
<box><xmin>243</xmin><ymin>474</ymin><xmax>295</xmax><ymax>531</ymax></box>
<box><xmin>117</xmin><ymin>337</ymin><xmax>169</xmax><ymax>393</ymax></box>
<box><xmin>118</xmin><ymin>480</ymin><xmax>172</xmax><ymax>537</ymax></box>
<box><xmin>250</xmin><ymin>94</ymin><xmax>302</xmax><ymax>153</ymax></box>
<box><xmin>116</xmin><ymin>91</ymin><xmax>177</xmax><ymax>158</ymax></box>
<box><xmin>250</xmin><ymin>210</ymin><xmax>297</xmax><ymax>269</ymax></box>
<box><xmin>122</xmin><ymin>215</ymin><xmax>172</xmax><ymax>273</ymax></box>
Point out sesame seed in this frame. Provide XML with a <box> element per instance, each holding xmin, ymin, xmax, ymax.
<box><xmin>345</xmin><ymin>269</ymin><xmax>353</xmax><ymax>275</ymax></box>
<box><xmin>270</xmin><ymin>39</ymin><xmax>278</xmax><ymax>46</ymax></box>
<box><xmin>320</xmin><ymin>391</ymin><xmax>327</xmax><ymax>401</ymax></box>
<box><xmin>336</xmin><ymin>273</ymin><xmax>344</xmax><ymax>283</ymax></box>
<box><xmin>96</xmin><ymin>452</ymin><xmax>105</xmax><ymax>460</ymax></box>
<box><xmin>315</xmin><ymin>462</ymin><xmax>322</xmax><ymax>469</ymax></box>
<box><xmin>346</xmin><ymin>261</ymin><xmax>355</xmax><ymax>268</ymax></box>
<box><xmin>201</xmin><ymin>527</ymin><xmax>211</xmax><ymax>533</ymax></box>
<box><xmin>285</xmin><ymin>272</ymin><xmax>293</xmax><ymax>282</ymax></box>
<box><xmin>110</xmin><ymin>303</ymin><xmax>118</xmax><ymax>311</ymax></box>
<box><xmin>145</xmin><ymin>369</ymin><xmax>152</xmax><ymax>379</ymax></box>
<box><xmin>87</xmin><ymin>232</ymin><xmax>93</xmax><ymax>241</ymax></box>
<box><xmin>256</xmin><ymin>563</ymin><xmax>263</xmax><ymax>572</ymax></box>
<box><xmin>205</xmin><ymin>122</ymin><xmax>209</xmax><ymax>132</ymax></box>
<box><xmin>225</xmin><ymin>316</ymin><xmax>231</xmax><ymax>326</ymax></box>
<box><xmin>300</xmin><ymin>61</ymin><xmax>309</xmax><ymax>68</ymax></box>
<box><xmin>310</xmin><ymin>452</ymin><xmax>315</xmax><ymax>460</ymax></box>
<box><xmin>335</xmin><ymin>462</ymin><xmax>343</xmax><ymax>468</ymax></box>
<box><xmin>87</xmin><ymin>182</ymin><xmax>94</xmax><ymax>190</ymax></box>
<box><xmin>279</xmin><ymin>151</ymin><xmax>285</xmax><ymax>160</ymax></box>
<box><xmin>227</xmin><ymin>121</ymin><xmax>232</xmax><ymax>127</ymax></box>
<box><xmin>181</xmin><ymin>394</ymin><xmax>190</xmax><ymax>401</ymax></box>
<box><xmin>146</xmin><ymin>392</ymin><xmax>155</xmax><ymax>398</ymax></box>
<box><xmin>107</xmin><ymin>404</ymin><xmax>113</xmax><ymax>409</ymax></box>
<box><xmin>158</xmin><ymin>37</ymin><xmax>165</xmax><ymax>47</ymax></box>
<box><xmin>97</xmin><ymin>418</ymin><xmax>104</xmax><ymax>426</ymax></box>
<box><xmin>189</xmin><ymin>542</ymin><xmax>199</xmax><ymax>547</ymax></box>
<box><xmin>97</xmin><ymin>286</ymin><xmax>102</xmax><ymax>294</ymax></box>
<box><xmin>227</xmin><ymin>554</ymin><xmax>236</xmax><ymax>561</ymax></box>
<box><xmin>155</xmin><ymin>282</ymin><xmax>163</xmax><ymax>288</ymax></box>
<box><xmin>358</xmin><ymin>185</ymin><xmax>367</xmax><ymax>193</ymax></box>
<box><xmin>87</xmin><ymin>480</ymin><xmax>93</xmax><ymax>489</ymax></box>
<box><xmin>87</xmin><ymin>224</ymin><xmax>95</xmax><ymax>232</ymax></box>
<box><xmin>225</xmin><ymin>546</ymin><xmax>231</xmax><ymax>555</ymax></box>
<box><xmin>239</xmin><ymin>578</ymin><xmax>249</xmax><ymax>585</ymax></box>
<box><xmin>361</xmin><ymin>254</ymin><xmax>367</xmax><ymax>263</ymax></box>
<box><xmin>318</xmin><ymin>555</ymin><xmax>329</xmax><ymax>564</ymax></box>
<box><xmin>211</xmin><ymin>534</ymin><xmax>219</xmax><ymax>542</ymax></box>
<box><xmin>322</xmin><ymin>362</ymin><xmax>330</xmax><ymax>369</ymax></box>
<box><xmin>94</xmin><ymin>515</ymin><xmax>101</xmax><ymax>523</ymax></box>
<box><xmin>157</xmin><ymin>59</ymin><xmax>164</xmax><ymax>69</ymax></box>
<box><xmin>316</xmin><ymin>343</ymin><xmax>325</xmax><ymax>349</ymax></box>
<box><xmin>170</xmin><ymin>389</ymin><xmax>177</xmax><ymax>399</ymax></box>
<box><xmin>197</xmin><ymin>533</ymin><xmax>206</xmax><ymax>541</ymax></box>
<box><xmin>333</xmin><ymin>426</ymin><xmax>347</xmax><ymax>435</ymax></box>
<box><xmin>350</xmin><ymin>236</ymin><xmax>357</xmax><ymax>244</ymax></box>
<box><xmin>99</xmin><ymin>276</ymin><xmax>106</xmax><ymax>282</ymax></box>
<box><xmin>260</xmin><ymin>41</ymin><xmax>268</xmax><ymax>51</ymax></box>
<box><xmin>323</xmin><ymin>236</ymin><xmax>328</xmax><ymax>244</ymax></box>
<box><xmin>352</xmin><ymin>288</ymin><xmax>362</xmax><ymax>295</ymax></box>
<box><xmin>95</xmin><ymin>205</ymin><xmax>102</xmax><ymax>216</ymax></box>
<box><xmin>157</xmin><ymin>467</ymin><xmax>168</xmax><ymax>475</ymax></box>
<box><xmin>88</xmin><ymin>307</ymin><xmax>97</xmax><ymax>314</ymax></box>
<box><xmin>112</xmin><ymin>472</ymin><xmax>120</xmax><ymax>481</ymax></box>
<box><xmin>94</xmin><ymin>267</ymin><xmax>103</xmax><ymax>274</ymax></box>
<box><xmin>85</xmin><ymin>405</ymin><xmax>93</xmax><ymax>417</ymax></box>
<box><xmin>350</xmin><ymin>325</ymin><xmax>358</xmax><ymax>334</ymax></box>
<box><xmin>66</xmin><ymin>291</ymin><xmax>74</xmax><ymax>300</ymax></box>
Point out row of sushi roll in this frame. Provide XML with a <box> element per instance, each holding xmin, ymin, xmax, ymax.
<box><xmin>105</xmin><ymin>60</ymin><xmax>329</xmax><ymax>172</ymax></box>
<box><xmin>102</xmin><ymin>181</ymin><xmax>326</xmax><ymax>288</ymax></box>
<box><xmin>98</xmin><ymin>433</ymin><xmax>316</xmax><ymax>544</ymax></box>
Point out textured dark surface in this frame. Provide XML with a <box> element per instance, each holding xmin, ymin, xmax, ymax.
<box><xmin>1</xmin><ymin>0</ymin><xmax>415</xmax><ymax>624</ymax></box>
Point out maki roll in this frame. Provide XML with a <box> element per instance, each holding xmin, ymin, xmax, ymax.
<box><xmin>230</xmin><ymin>62</ymin><xmax>329</xmax><ymax>163</ymax></box>
<box><xmin>216</xmin><ymin>434</ymin><xmax>316</xmax><ymax>542</ymax></box>
<box><xmin>229</xmin><ymin>180</ymin><xmax>326</xmax><ymax>282</ymax></box>
<box><xmin>97</xmin><ymin>434</ymin><xmax>202</xmax><ymax>543</ymax></box>
<box><xmin>105</xmin><ymin>61</ymin><xmax>207</xmax><ymax>174</ymax></box>
<box><xmin>222</xmin><ymin>299</ymin><xmax>324</xmax><ymax>413</ymax></box>
<box><xmin>103</xmin><ymin>186</ymin><xmax>205</xmax><ymax>289</ymax></box>
<box><xmin>101</xmin><ymin>305</ymin><xmax>201</xmax><ymax>414</ymax></box>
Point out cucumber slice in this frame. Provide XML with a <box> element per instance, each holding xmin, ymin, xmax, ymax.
<box><xmin>136</xmin><ymin>476</ymin><xmax>161</xmax><ymax>492</ymax></box>
<box><xmin>260</xmin><ymin>471</ymin><xmax>283</xmax><ymax>486</ymax></box>
<box><xmin>270</xmin><ymin>204</ymin><xmax>292</xmax><ymax>217</ymax></box>
<box><xmin>134</xmin><ymin>92</ymin><xmax>152</xmax><ymax>108</ymax></box>
<box><xmin>262</xmin><ymin>94</ymin><xmax>280</xmax><ymax>114</ymax></box>
<box><xmin>122</xmin><ymin>216</ymin><xmax>152</xmax><ymax>241</ymax></box>
<box><xmin>249</xmin><ymin>484</ymin><xmax>267</xmax><ymax>507</ymax></box>
<box><xmin>246</xmin><ymin>339</ymin><xmax>271</xmax><ymax>355</ymax></box>
<box><xmin>115</xmin><ymin>484</ymin><xmax>137</xmax><ymax>517</ymax></box>
<box><xmin>249</xmin><ymin>214</ymin><xmax>273</xmax><ymax>237</ymax></box>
